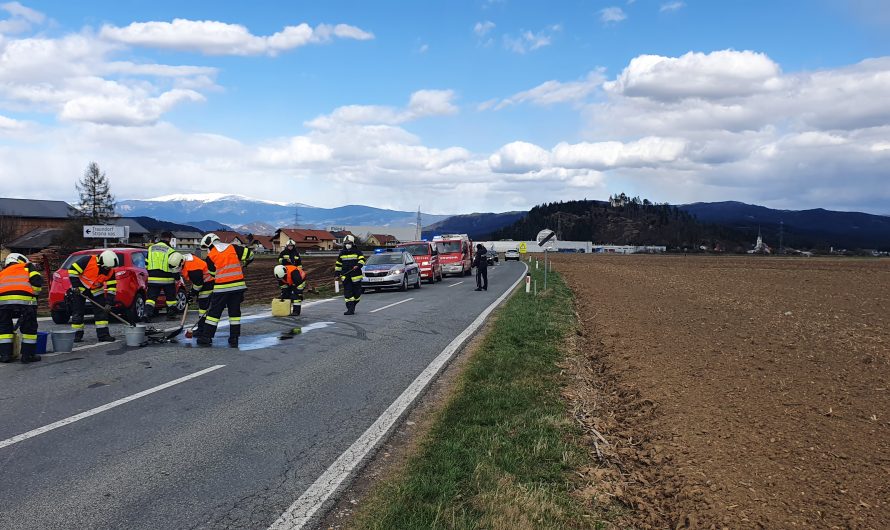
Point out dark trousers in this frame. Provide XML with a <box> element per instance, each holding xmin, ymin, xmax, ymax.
<box><xmin>201</xmin><ymin>290</ymin><xmax>244</xmax><ymax>340</ymax></box>
<box><xmin>70</xmin><ymin>291</ymin><xmax>112</xmax><ymax>339</ymax></box>
<box><xmin>343</xmin><ymin>277</ymin><xmax>362</xmax><ymax>306</ymax></box>
<box><xmin>146</xmin><ymin>281</ymin><xmax>178</xmax><ymax>318</ymax></box>
<box><xmin>0</xmin><ymin>305</ymin><xmax>38</xmax><ymax>360</ymax></box>
<box><xmin>476</xmin><ymin>267</ymin><xmax>488</xmax><ymax>290</ymax></box>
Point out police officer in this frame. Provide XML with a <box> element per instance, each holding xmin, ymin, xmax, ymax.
<box><xmin>197</xmin><ymin>233</ymin><xmax>254</xmax><ymax>347</ymax></box>
<box><xmin>0</xmin><ymin>253</ymin><xmax>43</xmax><ymax>363</ymax></box>
<box><xmin>473</xmin><ymin>243</ymin><xmax>488</xmax><ymax>291</ymax></box>
<box><xmin>273</xmin><ymin>264</ymin><xmax>306</xmax><ymax>316</ymax></box>
<box><xmin>278</xmin><ymin>239</ymin><xmax>302</xmax><ymax>268</ymax></box>
<box><xmin>145</xmin><ymin>231</ymin><xmax>178</xmax><ymax>321</ymax></box>
<box><xmin>68</xmin><ymin>250</ymin><xmax>119</xmax><ymax>343</ymax></box>
<box><xmin>334</xmin><ymin>235</ymin><xmax>365</xmax><ymax>315</ymax></box>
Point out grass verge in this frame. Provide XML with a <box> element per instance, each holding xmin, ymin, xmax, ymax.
<box><xmin>350</xmin><ymin>263</ymin><xmax>599</xmax><ymax>529</ymax></box>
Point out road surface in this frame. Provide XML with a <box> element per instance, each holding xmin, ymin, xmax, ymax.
<box><xmin>0</xmin><ymin>261</ymin><xmax>526</xmax><ymax>529</ymax></box>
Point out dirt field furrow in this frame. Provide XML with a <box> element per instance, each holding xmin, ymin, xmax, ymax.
<box><xmin>556</xmin><ymin>255</ymin><xmax>889</xmax><ymax>529</ymax></box>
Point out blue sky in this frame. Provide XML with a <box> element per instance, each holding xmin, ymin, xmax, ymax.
<box><xmin>1</xmin><ymin>1</ymin><xmax>889</xmax><ymax>214</ymax></box>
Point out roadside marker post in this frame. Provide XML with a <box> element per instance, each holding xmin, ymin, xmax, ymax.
<box><xmin>334</xmin><ymin>280</ymin><xmax>340</xmax><ymax>293</ymax></box>
<box><xmin>525</xmin><ymin>273</ymin><xmax>531</xmax><ymax>293</ymax></box>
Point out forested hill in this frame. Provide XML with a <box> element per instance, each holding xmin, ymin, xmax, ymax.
<box><xmin>490</xmin><ymin>196</ymin><xmax>748</xmax><ymax>250</ymax></box>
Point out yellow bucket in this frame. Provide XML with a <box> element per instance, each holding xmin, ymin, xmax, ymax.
<box><xmin>271</xmin><ymin>298</ymin><xmax>292</xmax><ymax>317</ymax></box>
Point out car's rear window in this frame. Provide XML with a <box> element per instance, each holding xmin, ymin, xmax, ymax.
<box><xmin>400</xmin><ymin>244</ymin><xmax>429</xmax><ymax>256</ymax></box>
<box><xmin>436</xmin><ymin>241</ymin><xmax>461</xmax><ymax>253</ymax></box>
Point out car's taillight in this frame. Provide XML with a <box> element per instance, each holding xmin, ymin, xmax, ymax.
<box><xmin>53</xmin><ymin>272</ymin><xmax>62</xmax><ymax>280</ymax></box>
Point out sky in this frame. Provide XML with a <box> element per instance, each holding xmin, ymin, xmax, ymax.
<box><xmin>1</xmin><ymin>0</ymin><xmax>889</xmax><ymax>215</ymax></box>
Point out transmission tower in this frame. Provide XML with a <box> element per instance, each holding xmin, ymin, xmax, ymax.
<box><xmin>294</xmin><ymin>206</ymin><xmax>301</xmax><ymax>229</ymax></box>
<box><xmin>415</xmin><ymin>206</ymin><xmax>422</xmax><ymax>241</ymax></box>
<box><xmin>779</xmin><ymin>220</ymin><xmax>784</xmax><ymax>254</ymax></box>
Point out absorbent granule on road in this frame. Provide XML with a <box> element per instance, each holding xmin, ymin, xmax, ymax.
<box><xmin>556</xmin><ymin>254</ymin><xmax>890</xmax><ymax>529</ymax></box>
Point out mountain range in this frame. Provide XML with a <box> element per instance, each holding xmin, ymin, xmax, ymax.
<box><xmin>116</xmin><ymin>194</ymin><xmax>451</xmax><ymax>233</ymax></box>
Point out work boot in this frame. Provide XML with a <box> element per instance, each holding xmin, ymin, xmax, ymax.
<box><xmin>97</xmin><ymin>329</ymin><xmax>116</xmax><ymax>342</ymax></box>
<box><xmin>143</xmin><ymin>306</ymin><xmax>155</xmax><ymax>323</ymax></box>
<box><xmin>21</xmin><ymin>354</ymin><xmax>41</xmax><ymax>363</ymax></box>
<box><xmin>228</xmin><ymin>336</ymin><xmax>239</xmax><ymax>348</ymax></box>
<box><xmin>196</xmin><ymin>336</ymin><xmax>212</xmax><ymax>347</ymax></box>
<box><xmin>74</xmin><ymin>330</ymin><xmax>84</xmax><ymax>343</ymax></box>
<box><xmin>98</xmin><ymin>335</ymin><xmax>116</xmax><ymax>343</ymax></box>
<box><xmin>166</xmin><ymin>308</ymin><xmax>179</xmax><ymax>320</ymax></box>
<box><xmin>292</xmin><ymin>305</ymin><xmax>301</xmax><ymax>317</ymax></box>
<box><xmin>475</xmin><ymin>287</ymin><xmax>482</xmax><ymax>291</ymax></box>
<box><xmin>343</xmin><ymin>302</ymin><xmax>355</xmax><ymax>316</ymax></box>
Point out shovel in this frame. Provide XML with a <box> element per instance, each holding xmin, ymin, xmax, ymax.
<box><xmin>75</xmin><ymin>290</ymin><xmax>135</xmax><ymax>327</ymax></box>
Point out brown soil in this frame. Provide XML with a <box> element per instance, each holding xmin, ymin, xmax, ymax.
<box><xmin>242</xmin><ymin>256</ymin><xmax>337</xmax><ymax>305</ymax></box>
<box><xmin>555</xmin><ymin>255</ymin><xmax>890</xmax><ymax>529</ymax></box>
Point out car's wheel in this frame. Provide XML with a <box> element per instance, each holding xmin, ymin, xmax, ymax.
<box><xmin>128</xmin><ymin>292</ymin><xmax>146</xmax><ymax>324</ymax></box>
<box><xmin>399</xmin><ymin>275</ymin><xmax>408</xmax><ymax>292</ymax></box>
<box><xmin>414</xmin><ymin>273</ymin><xmax>422</xmax><ymax>289</ymax></box>
<box><xmin>175</xmin><ymin>288</ymin><xmax>188</xmax><ymax>312</ymax></box>
<box><xmin>51</xmin><ymin>309</ymin><xmax>70</xmax><ymax>324</ymax></box>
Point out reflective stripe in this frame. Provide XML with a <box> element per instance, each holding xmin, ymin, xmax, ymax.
<box><xmin>22</xmin><ymin>334</ymin><xmax>37</xmax><ymax>344</ymax></box>
<box><xmin>230</xmin><ymin>317</ymin><xmax>241</xmax><ymax>323</ymax></box>
<box><xmin>213</xmin><ymin>281</ymin><xmax>246</xmax><ymax>293</ymax></box>
<box><xmin>148</xmin><ymin>277</ymin><xmax>176</xmax><ymax>284</ymax></box>
<box><xmin>0</xmin><ymin>334</ymin><xmax>13</xmax><ymax>343</ymax></box>
<box><xmin>0</xmin><ymin>297</ymin><xmax>37</xmax><ymax>305</ymax></box>
<box><xmin>166</xmin><ymin>301</ymin><xmax>177</xmax><ymax>307</ymax></box>
<box><xmin>71</xmin><ymin>323</ymin><xmax>84</xmax><ymax>330</ymax></box>
<box><xmin>95</xmin><ymin>321</ymin><xmax>108</xmax><ymax>328</ymax></box>
<box><xmin>205</xmin><ymin>316</ymin><xmax>220</xmax><ymax>327</ymax></box>
<box><xmin>146</xmin><ymin>300</ymin><xmax>156</xmax><ymax>307</ymax></box>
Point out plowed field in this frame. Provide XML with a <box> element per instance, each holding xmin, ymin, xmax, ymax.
<box><xmin>555</xmin><ymin>255</ymin><xmax>889</xmax><ymax>529</ymax></box>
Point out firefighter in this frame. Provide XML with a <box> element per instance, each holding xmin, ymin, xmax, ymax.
<box><xmin>145</xmin><ymin>231</ymin><xmax>178</xmax><ymax>321</ymax></box>
<box><xmin>68</xmin><ymin>250</ymin><xmax>119</xmax><ymax>343</ymax></box>
<box><xmin>473</xmin><ymin>243</ymin><xmax>488</xmax><ymax>291</ymax></box>
<box><xmin>0</xmin><ymin>253</ymin><xmax>43</xmax><ymax>363</ymax></box>
<box><xmin>179</xmin><ymin>252</ymin><xmax>213</xmax><ymax>334</ymax></box>
<box><xmin>278</xmin><ymin>239</ymin><xmax>302</xmax><ymax>267</ymax></box>
<box><xmin>273</xmin><ymin>264</ymin><xmax>306</xmax><ymax>316</ymax></box>
<box><xmin>197</xmin><ymin>233</ymin><xmax>254</xmax><ymax>347</ymax></box>
<box><xmin>334</xmin><ymin>234</ymin><xmax>365</xmax><ymax>315</ymax></box>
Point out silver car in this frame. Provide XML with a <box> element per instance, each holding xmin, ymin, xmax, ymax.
<box><xmin>504</xmin><ymin>248</ymin><xmax>521</xmax><ymax>261</ymax></box>
<box><xmin>361</xmin><ymin>249</ymin><xmax>423</xmax><ymax>291</ymax></box>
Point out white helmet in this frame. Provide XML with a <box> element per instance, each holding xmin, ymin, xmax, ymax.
<box><xmin>182</xmin><ymin>253</ymin><xmax>195</xmax><ymax>262</ymax></box>
<box><xmin>3</xmin><ymin>253</ymin><xmax>28</xmax><ymax>267</ymax></box>
<box><xmin>168</xmin><ymin>252</ymin><xmax>185</xmax><ymax>273</ymax></box>
<box><xmin>200</xmin><ymin>233</ymin><xmax>220</xmax><ymax>249</ymax></box>
<box><xmin>344</xmin><ymin>234</ymin><xmax>355</xmax><ymax>248</ymax></box>
<box><xmin>98</xmin><ymin>250</ymin><xmax>119</xmax><ymax>269</ymax></box>
<box><xmin>285</xmin><ymin>239</ymin><xmax>296</xmax><ymax>248</ymax></box>
<box><xmin>273</xmin><ymin>265</ymin><xmax>287</xmax><ymax>279</ymax></box>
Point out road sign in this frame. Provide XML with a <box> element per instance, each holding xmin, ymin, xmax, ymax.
<box><xmin>519</xmin><ymin>242</ymin><xmax>527</xmax><ymax>254</ymax></box>
<box><xmin>536</xmin><ymin>229</ymin><xmax>557</xmax><ymax>248</ymax></box>
<box><xmin>83</xmin><ymin>225</ymin><xmax>128</xmax><ymax>239</ymax></box>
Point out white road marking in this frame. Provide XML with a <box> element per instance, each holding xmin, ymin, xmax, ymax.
<box><xmin>0</xmin><ymin>365</ymin><xmax>226</xmax><ymax>450</ymax></box>
<box><xmin>369</xmin><ymin>298</ymin><xmax>413</xmax><ymax>313</ymax></box>
<box><xmin>268</xmin><ymin>263</ymin><xmax>528</xmax><ymax>530</ymax></box>
<box><xmin>447</xmin><ymin>281</ymin><xmax>465</xmax><ymax>288</ymax></box>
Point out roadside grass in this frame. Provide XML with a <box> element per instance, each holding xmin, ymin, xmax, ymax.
<box><xmin>350</xmin><ymin>262</ymin><xmax>601</xmax><ymax>529</ymax></box>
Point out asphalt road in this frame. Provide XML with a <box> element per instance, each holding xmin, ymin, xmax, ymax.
<box><xmin>0</xmin><ymin>261</ymin><xmax>526</xmax><ymax>529</ymax></box>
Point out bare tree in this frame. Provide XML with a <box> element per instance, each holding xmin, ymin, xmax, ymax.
<box><xmin>76</xmin><ymin>162</ymin><xmax>116</xmax><ymax>224</ymax></box>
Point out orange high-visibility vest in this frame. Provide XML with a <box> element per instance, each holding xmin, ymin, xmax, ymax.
<box><xmin>69</xmin><ymin>256</ymin><xmax>115</xmax><ymax>292</ymax></box>
<box><xmin>0</xmin><ymin>262</ymin><xmax>36</xmax><ymax>305</ymax></box>
<box><xmin>182</xmin><ymin>255</ymin><xmax>212</xmax><ymax>284</ymax></box>
<box><xmin>209</xmin><ymin>244</ymin><xmax>245</xmax><ymax>292</ymax></box>
<box><xmin>281</xmin><ymin>265</ymin><xmax>305</xmax><ymax>286</ymax></box>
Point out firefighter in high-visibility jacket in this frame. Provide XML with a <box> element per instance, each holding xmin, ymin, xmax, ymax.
<box><xmin>278</xmin><ymin>239</ymin><xmax>302</xmax><ymax>268</ymax></box>
<box><xmin>197</xmin><ymin>233</ymin><xmax>254</xmax><ymax>347</ymax></box>
<box><xmin>68</xmin><ymin>250</ymin><xmax>119</xmax><ymax>343</ymax></box>
<box><xmin>144</xmin><ymin>231</ymin><xmax>179</xmax><ymax>321</ymax></box>
<box><xmin>0</xmin><ymin>253</ymin><xmax>43</xmax><ymax>363</ymax></box>
<box><xmin>179</xmin><ymin>253</ymin><xmax>213</xmax><ymax>334</ymax></box>
<box><xmin>273</xmin><ymin>264</ymin><xmax>306</xmax><ymax>316</ymax></box>
<box><xmin>334</xmin><ymin>235</ymin><xmax>365</xmax><ymax>315</ymax></box>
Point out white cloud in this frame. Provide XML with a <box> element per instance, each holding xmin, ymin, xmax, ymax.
<box><xmin>306</xmin><ymin>89</ymin><xmax>458</xmax><ymax>129</ymax></box>
<box><xmin>418</xmin><ymin>43</ymin><xmax>429</xmax><ymax>53</ymax></box>
<box><xmin>492</xmin><ymin>70</ymin><xmax>605</xmax><ymax>110</ymax></box>
<box><xmin>0</xmin><ymin>113</ymin><xmax>24</xmax><ymax>129</ymax></box>
<box><xmin>99</xmin><ymin>19</ymin><xmax>374</xmax><ymax>56</ymax></box>
<box><xmin>503</xmin><ymin>24</ymin><xmax>560</xmax><ymax>54</ymax></box>
<box><xmin>604</xmin><ymin>50</ymin><xmax>783</xmax><ymax>101</ymax></box>
<box><xmin>599</xmin><ymin>7</ymin><xmax>627</xmax><ymax>23</ymax></box>
<box><xmin>59</xmin><ymin>88</ymin><xmax>204</xmax><ymax>126</ymax></box>
<box><xmin>474</xmin><ymin>20</ymin><xmax>495</xmax><ymax>37</ymax></box>
<box><xmin>660</xmin><ymin>1</ymin><xmax>685</xmax><ymax>12</ymax></box>
<box><xmin>489</xmin><ymin>141</ymin><xmax>551</xmax><ymax>173</ymax></box>
<box><xmin>0</xmin><ymin>1</ymin><xmax>44</xmax><ymax>33</ymax></box>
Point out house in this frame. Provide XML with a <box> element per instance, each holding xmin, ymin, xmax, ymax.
<box><xmin>247</xmin><ymin>234</ymin><xmax>276</xmax><ymax>254</ymax></box>
<box><xmin>367</xmin><ymin>234</ymin><xmax>399</xmax><ymax>247</ymax></box>
<box><xmin>107</xmin><ymin>217</ymin><xmax>151</xmax><ymax>245</ymax></box>
<box><xmin>5</xmin><ymin>227</ymin><xmax>65</xmax><ymax>254</ymax></box>
<box><xmin>0</xmin><ymin>198</ymin><xmax>75</xmax><ymax>246</ymax></box>
<box><xmin>329</xmin><ymin>230</ymin><xmax>356</xmax><ymax>246</ymax></box>
<box><xmin>332</xmin><ymin>225</ymin><xmax>417</xmax><ymax>245</ymax></box>
<box><xmin>211</xmin><ymin>230</ymin><xmax>247</xmax><ymax>245</ymax></box>
<box><xmin>171</xmin><ymin>231</ymin><xmax>203</xmax><ymax>251</ymax></box>
<box><xmin>274</xmin><ymin>228</ymin><xmax>336</xmax><ymax>251</ymax></box>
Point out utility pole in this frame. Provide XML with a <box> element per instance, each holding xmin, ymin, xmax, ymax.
<box><xmin>415</xmin><ymin>206</ymin><xmax>422</xmax><ymax>241</ymax></box>
<box><xmin>779</xmin><ymin>220</ymin><xmax>784</xmax><ymax>255</ymax></box>
<box><xmin>294</xmin><ymin>206</ymin><xmax>301</xmax><ymax>229</ymax></box>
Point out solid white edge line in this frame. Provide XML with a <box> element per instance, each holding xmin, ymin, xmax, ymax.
<box><xmin>0</xmin><ymin>364</ymin><xmax>226</xmax><ymax>450</ymax></box>
<box><xmin>368</xmin><ymin>298</ymin><xmax>414</xmax><ymax>314</ymax></box>
<box><xmin>447</xmin><ymin>280</ymin><xmax>465</xmax><ymax>288</ymax></box>
<box><xmin>268</xmin><ymin>263</ymin><xmax>529</xmax><ymax>530</ymax></box>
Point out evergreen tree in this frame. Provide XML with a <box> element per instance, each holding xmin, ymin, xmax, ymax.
<box><xmin>76</xmin><ymin>162</ymin><xmax>116</xmax><ymax>224</ymax></box>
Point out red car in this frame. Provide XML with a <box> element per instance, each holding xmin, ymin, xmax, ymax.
<box><xmin>49</xmin><ymin>247</ymin><xmax>187</xmax><ymax>324</ymax></box>
<box><xmin>396</xmin><ymin>241</ymin><xmax>443</xmax><ymax>283</ymax></box>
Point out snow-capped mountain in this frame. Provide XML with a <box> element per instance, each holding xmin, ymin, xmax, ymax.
<box><xmin>116</xmin><ymin>194</ymin><xmax>451</xmax><ymax>230</ymax></box>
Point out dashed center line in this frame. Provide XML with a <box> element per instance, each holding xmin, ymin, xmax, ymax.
<box><xmin>447</xmin><ymin>281</ymin><xmax>465</xmax><ymax>288</ymax></box>
<box><xmin>369</xmin><ymin>298</ymin><xmax>413</xmax><ymax>313</ymax></box>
